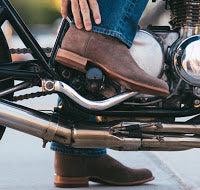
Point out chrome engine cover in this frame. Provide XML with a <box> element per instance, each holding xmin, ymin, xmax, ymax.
<box><xmin>174</xmin><ymin>35</ymin><xmax>200</xmax><ymax>86</ymax></box>
<box><xmin>129</xmin><ymin>30</ymin><xmax>164</xmax><ymax>78</ymax></box>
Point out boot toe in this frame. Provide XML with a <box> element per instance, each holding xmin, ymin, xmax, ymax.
<box><xmin>138</xmin><ymin>168</ymin><xmax>154</xmax><ymax>180</ymax></box>
<box><xmin>127</xmin><ymin>168</ymin><xmax>154</xmax><ymax>185</ymax></box>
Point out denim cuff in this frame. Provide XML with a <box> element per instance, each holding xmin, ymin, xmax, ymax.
<box><xmin>51</xmin><ymin>142</ymin><xmax>107</xmax><ymax>156</ymax></box>
<box><xmin>70</xmin><ymin>23</ymin><xmax>133</xmax><ymax>48</ymax></box>
<box><xmin>69</xmin><ymin>0</ymin><xmax>148</xmax><ymax>48</ymax></box>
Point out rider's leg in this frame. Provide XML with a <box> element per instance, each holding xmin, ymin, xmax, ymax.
<box><xmin>52</xmin><ymin>0</ymin><xmax>157</xmax><ymax>187</ymax></box>
<box><xmin>51</xmin><ymin>97</ymin><xmax>153</xmax><ymax>187</ymax></box>
<box><xmin>56</xmin><ymin>0</ymin><xmax>169</xmax><ymax>97</ymax></box>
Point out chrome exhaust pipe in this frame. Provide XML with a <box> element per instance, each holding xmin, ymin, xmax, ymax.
<box><xmin>0</xmin><ymin>99</ymin><xmax>71</xmax><ymax>146</ymax></box>
<box><xmin>0</xmin><ymin>99</ymin><xmax>139</xmax><ymax>149</ymax></box>
<box><xmin>0</xmin><ymin>99</ymin><xmax>199</xmax><ymax>151</ymax></box>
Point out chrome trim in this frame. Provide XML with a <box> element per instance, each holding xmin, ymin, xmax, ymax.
<box><xmin>180</xmin><ymin>26</ymin><xmax>200</xmax><ymax>38</ymax></box>
<box><xmin>129</xmin><ymin>29</ymin><xmax>164</xmax><ymax>78</ymax></box>
<box><xmin>173</xmin><ymin>35</ymin><xmax>200</xmax><ymax>86</ymax></box>
<box><xmin>0</xmin><ymin>99</ymin><xmax>71</xmax><ymax>145</ymax></box>
<box><xmin>42</xmin><ymin>80</ymin><xmax>136</xmax><ymax>110</ymax></box>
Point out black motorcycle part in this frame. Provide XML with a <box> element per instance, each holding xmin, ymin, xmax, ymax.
<box><xmin>0</xmin><ymin>28</ymin><xmax>14</xmax><ymax>140</ymax></box>
<box><xmin>86</xmin><ymin>67</ymin><xmax>104</xmax><ymax>93</ymax></box>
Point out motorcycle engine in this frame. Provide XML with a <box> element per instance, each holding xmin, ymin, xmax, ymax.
<box><xmin>124</xmin><ymin>0</ymin><xmax>200</xmax><ymax>108</ymax></box>
<box><xmin>168</xmin><ymin>0</ymin><xmax>200</xmax><ymax>87</ymax></box>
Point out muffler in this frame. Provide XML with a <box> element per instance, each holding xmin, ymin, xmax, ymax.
<box><xmin>0</xmin><ymin>99</ymin><xmax>200</xmax><ymax>151</ymax></box>
<box><xmin>0</xmin><ymin>99</ymin><xmax>138</xmax><ymax>149</ymax></box>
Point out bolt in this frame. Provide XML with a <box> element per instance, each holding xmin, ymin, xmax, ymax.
<box><xmin>62</xmin><ymin>70</ymin><xmax>71</xmax><ymax>79</ymax></box>
<box><xmin>194</xmin><ymin>99</ymin><xmax>200</xmax><ymax>105</ymax></box>
<box><xmin>45</xmin><ymin>81</ymin><xmax>54</xmax><ymax>91</ymax></box>
<box><xmin>42</xmin><ymin>140</ymin><xmax>48</xmax><ymax>148</ymax></box>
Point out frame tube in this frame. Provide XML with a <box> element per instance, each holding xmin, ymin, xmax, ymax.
<box><xmin>0</xmin><ymin>0</ymin><xmax>56</xmax><ymax>78</ymax></box>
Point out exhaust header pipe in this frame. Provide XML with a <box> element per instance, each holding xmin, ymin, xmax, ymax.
<box><xmin>0</xmin><ymin>99</ymin><xmax>138</xmax><ymax>149</ymax></box>
<box><xmin>0</xmin><ymin>99</ymin><xmax>71</xmax><ymax>146</ymax></box>
<box><xmin>0</xmin><ymin>99</ymin><xmax>199</xmax><ymax>151</ymax></box>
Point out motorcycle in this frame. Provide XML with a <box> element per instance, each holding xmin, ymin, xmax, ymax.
<box><xmin>0</xmin><ymin>0</ymin><xmax>200</xmax><ymax>152</ymax></box>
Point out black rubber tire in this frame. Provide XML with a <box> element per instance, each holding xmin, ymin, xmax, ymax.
<box><xmin>0</xmin><ymin>28</ymin><xmax>14</xmax><ymax>140</ymax></box>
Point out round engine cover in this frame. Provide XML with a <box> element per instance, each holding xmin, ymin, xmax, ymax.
<box><xmin>174</xmin><ymin>35</ymin><xmax>200</xmax><ymax>86</ymax></box>
<box><xmin>129</xmin><ymin>30</ymin><xmax>164</xmax><ymax>78</ymax></box>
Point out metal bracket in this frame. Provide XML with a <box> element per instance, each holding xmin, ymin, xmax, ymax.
<box><xmin>110</xmin><ymin>122</ymin><xmax>164</xmax><ymax>142</ymax></box>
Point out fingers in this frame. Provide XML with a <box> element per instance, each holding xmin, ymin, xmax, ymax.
<box><xmin>71</xmin><ymin>0</ymin><xmax>83</xmax><ymax>29</ymax></box>
<box><xmin>63</xmin><ymin>0</ymin><xmax>101</xmax><ymax>31</ymax></box>
<box><xmin>61</xmin><ymin>0</ymin><xmax>69</xmax><ymax>18</ymax></box>
<box><xmin>88</xmin><ymin>0</ymin><xmax>101</xmax><ymax>25</ymax></box>
<box><xmin>79</xmin><ymin>0</ymin><xmax>92</xmax><ymax>31</ymax></box>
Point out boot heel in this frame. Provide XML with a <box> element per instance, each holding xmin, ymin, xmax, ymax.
<box><xmin>56</xmin><ymin>49</ymin><xmax>88</xmax><ymax>73</ymax></box>
<box><xmin>54</xmin><ymin>175</ymin><xmax>89</xmax><ymax>188</ymax></box>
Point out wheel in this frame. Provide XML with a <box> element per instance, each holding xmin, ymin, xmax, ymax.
<box><xmin>0</xmin><ymin>28</ymin><xmax>14</xmax><ymax>140</ymax></box>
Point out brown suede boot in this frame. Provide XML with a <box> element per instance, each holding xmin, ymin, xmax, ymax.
<box><xmin>56</xmin><ymin>26</ymin><xmax>169</xmax><ymax>97</ymax></box>
<box><xmin>54</xmin><ymin>152</ymin><xmax>154</xmax><ymax>188</ymax></box>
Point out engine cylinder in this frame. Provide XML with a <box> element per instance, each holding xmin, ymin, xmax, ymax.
<box><xmin>169</xmin><ymin>0</ymin><xmax>200</xmax><ymax>29</ymax></box>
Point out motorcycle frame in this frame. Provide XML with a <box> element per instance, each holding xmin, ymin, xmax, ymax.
<box><xmin>0</xmin><ymin>0</ymin><xmax>68</xmax><ymax>80</ymax></box>
<box><xmin>0</xmin><ymin>0</ymin><xmax>200</xmax><ymax>122</ymax></box>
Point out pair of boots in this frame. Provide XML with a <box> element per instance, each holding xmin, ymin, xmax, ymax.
<box><xmin>54</xmin><ymin>26</ymin><xmax>168</xmax><ymax>187</ymax></box>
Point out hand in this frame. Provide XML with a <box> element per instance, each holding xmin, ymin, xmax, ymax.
<box><xmin>61</xmin><ymin>0</ymin><xmax>101</xmax><ymax>31</ymax></box>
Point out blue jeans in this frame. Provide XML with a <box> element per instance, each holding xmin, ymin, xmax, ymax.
<box><xmin>51</xmin><ymin>98</ymin><xmax>107</xmax><ymax>156</ymax></box>
<box><xmin>51</xmin><ymin>0</ymin><xmax>148</xmax><ymax>156</ymax></box>
<box><xmin>69</xmin><ymin>0</ymin><xmax>148</xmax><ymax>47</ymax></box>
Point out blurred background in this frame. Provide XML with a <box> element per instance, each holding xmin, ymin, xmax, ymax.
<box><xmin>10</xmin><ymin>0</ymin><xmax>61</xmax><ymax>25</ymax></box>
<box><xmin>3</xmin><ymin>0</ymin><xmax>62</xmax><ymax>63</ymax></box>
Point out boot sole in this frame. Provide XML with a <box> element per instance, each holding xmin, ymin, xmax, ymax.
<box><xmin>56</xmin><ymin>48</ymin><xmax>169</xmax><ymax>97</ymax></box>
<box><xmin>54</xmin><ymin>176</ymin><xmax>89</xmax><ymax>188</ymax></box>
<box><xmin>54</xmin><ymin>175</ymin><xmax>155</xmax><ymax>187</ymax></box>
